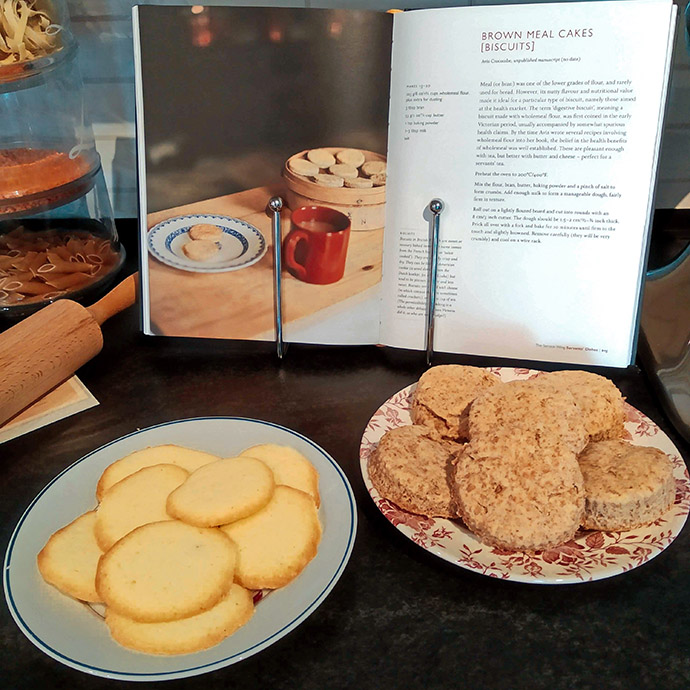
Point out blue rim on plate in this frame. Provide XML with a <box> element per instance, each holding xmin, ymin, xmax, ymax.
<box><xmin>147</xmin><ymin>214</ymin><xmax>267</xmax><ymax>273</ymax></box>
<box><xmin>4</xmin><ymin>418</ymin><xmax>356</xmax><ymax>681</ymax></box>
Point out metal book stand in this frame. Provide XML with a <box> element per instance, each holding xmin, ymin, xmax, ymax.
<box><xmin>268</xmin><ymin>196</ymin><xmax>445</xmax><ymax>364</ymax></box>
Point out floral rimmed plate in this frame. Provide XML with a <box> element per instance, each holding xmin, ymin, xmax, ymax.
<box><xmin>147</xmin><ymin>214</ymin><xmax>266</xmax><ymax>273</ymax></box>
<box><xmin>5</xmin><ymin>418</ymin><xmax>356</xmax><ymax>681</ymax></box>
<box><xmin>360</xmin><ymin>367</ymin><xmax>690</xmax><ymax>584</ymax></box>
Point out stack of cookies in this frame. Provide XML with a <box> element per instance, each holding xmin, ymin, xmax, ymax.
<box><xmin>288</xmin><ymin>147</ymin><xmax>386</xmax><ymax>189</ymax></box>
<box><xmin>37</xmin><ymin>443</ymin><xmax>321</xmax><ymax>655</ymax></box>
<box><xmin>369</xmin><ymin>365</ymin><xmax>675</xmax><ymax>552</ymax></box>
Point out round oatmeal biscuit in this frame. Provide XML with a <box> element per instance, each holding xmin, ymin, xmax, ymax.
<box><xmin>95</xmin><ymin>464</ymin><xmax>190</xmax><ymax>551</ymax></box>
<box><xmin>311</xmin><ymin>172</ymin><xmax>344</xmax><ymax>188</ymax></box>
<box><xmin>220</xmin><ymin>485</ymin><xmax>321</xmax><ymax>590</ymax></box>
<box><xmin>37</xmin><ymin>511</ymin><xmax>103</xmax><ymax>603</ymax></box>
<box><xmin>96</xmin><ymin>520</ymin><xmax>236</xmax><ymax>623</ymax></box>
<box><xmin>288</xmin><ymin>157</ymin><xmax>319</xmax><ymax>177</ymax></box>
<box><xmin>368</xmin><ymin>424</ymin><xmax>463</xmax><ymax>518</ymax></box>
<box><xmin>452</xmin><ymin>444</ymin><xmax>585</xmax><ymax>551</ymax></box>
<box><xmin>369</xmin><ymin>172</ymin><xmax>386</xmax><ymax>187</ymax></box>
<box><xmin>411</xmin><ymin>365</ymin><xmax>500</xmax><ymax>441</ymax></box>
<box><xmin>578</xmin><ymin>439</ymin><xmax>675</xmax><ymax>531</ymax></box>
<box><xmin>166</xmin><ymin>456</ymin><xmax>275</xmax><ymax>527</ymax></box>
<box><xmin>328</xmin><ymin>163</ymin><xmax>358</xmax><ymax>179</ymax></box>
<box><xmin>361</xmin><ymin>160</ymin><xmax>386</xmax><ymax>177</ymax></box>
<box><xmin>105</xmin><ymin>583</ymin><xmax>254</xmax><ymax>655</ymax></box>
<box><xmin>306</xmin><ymin>148</ymin><xmax>336</xmax><ymax>168</ymax></box>
<box><xmin>97</xmin><ymin>445</ymin><xmax>220</xmax><ymax>501</ymax></box>
<box><xmin>182</xmin><ymin>239</ymin><xmax>219</xmax><ymax>261</ymax></box>
<box><xmin>335</xmin><ymin>148</ymin><xmax>365</xmax><ymax>168</ymax></box>
<box><xmin>239</xmin><ymin>444</ymin><xmax>320</xmax><ymax>507</ymax></box>
<box><xmin>541</xmin><ymin>370</ymin><xmax>627</xmax><ymax>442</ymax></box>
<box><xmin>468</xmin><ymin>379</ymin><xmax>588</xmax><ymax>457</ymax></box>
<box><xmin>188</xmin><ymin>223</ymin><xmax>223</xmax><ymax>241</ymax></box>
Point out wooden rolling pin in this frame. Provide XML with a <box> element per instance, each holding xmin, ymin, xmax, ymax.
<box><xmin>0</xmin><ymin>273</ymin><xmax>137</xmax><ymax>427</ymax></box>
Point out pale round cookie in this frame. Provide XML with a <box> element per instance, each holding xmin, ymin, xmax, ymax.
<box><xmin>288</xmin><ymin>157</ymin><xmax>319</xmax><ymax>177</ymax></box>
<box><xmin>306</xmin><ymin>148</ymin><xmax>336</xmax><ymax>168</ymax></box>
<box><xmin>578</xmin><ymin>439</ymin><xmax>675</xmax><ymax>530</ymax></box>
<box><xmin>182</xmin><ymin>239</ymin><xmax>219</xmax><ymax>261</ymax></box>
<box><xmin>452</xmin><ymin>444</ymin><xmax>585</xmax><ymax>551</ymax></box>
<box><xmin>166</xmin><ymin>456</ymin><xmax>275</xmax><ymax>527</ymax></box>
<box><xmin>220</xmin><ymin>485</ymin><xmax>321</xmax><ymax>590</ymax></box>
<box><xmin>368</xmin><ymin>425</ymin><xmax>462</xmax><ymax>518</ymax></box>
<box><xmin>96</xmin><ymin>520</ymin><xmax>236</xmax><ymax>623</ymax></box>
<box><xmin>344</xmin><ymin>177</ymin><xmax>374</xmax><ymax>189</ymax></box>
<box><xmin>361</xmin><ymin>160</ymin><xmax>386</xmax><ymax>177</ymax></box>
<box><xmin>541</xmin><ymin>370</ymin><xmax>627</xmax><ymax>442</ymax></box>
<box><xmin>239</xmin><ymin>443</ymin><xmax>320</xmax><ymax>507</ymax></box>
<box><xmin>335</xmin><ymin>148</ymin><xmax>365</xmax><ymax>168</ymax></box>
<box><xmin>97</xmin><ymin>445</ymin><xmax>220</xmax><ymax>501</ymax></box>
<box><xmin>311</xmin><ymin>173</ymin><xmax>344</xmax><ymax>188</ymax></box>
<box><xmin>37</xmin><ymin>511</ymin><xmax>103</xmax><ymax>603</ymax></box>
<box><xmin>188</xmin><ymin>223</ymin><xmax>223</xmax><ymax>241</ymax></box>
<box><xmin>468</xmin><ymin>379</ymin><xmax>588</xmax><ymax>457</ymax></box>
<box><xmin>411</xmin><ymin>364</ymin><xmax>500</xmax><ymax>441</ymax></box>
<box><xmin>95</xmin><ymin>464</ymin><xmax>190</xmax><ymax>551</ymax></box>
<box><xmin>105</xmin><ymin>583</ymin><xmax>254</xmax><ymax>655</ymax></box>
<box><xmin>369</xmin><ymin>172</ymin><xmax>387</xmax><ymax>186</ymax></box>
<box><xmin>328</xmin><ymin>163</ymin><xmax>358</xmax><ymax>179</ymax></box>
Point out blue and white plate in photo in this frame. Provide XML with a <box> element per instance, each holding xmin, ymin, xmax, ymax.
<box><xmin>4</xmin><ymin>418</ymin><xmax>356</xmax><ymax>682</ymax></box>
<box><xmin>147</xmin><ymin>214</ymin><xmax>267</xmax><ymax>273</ymax></box>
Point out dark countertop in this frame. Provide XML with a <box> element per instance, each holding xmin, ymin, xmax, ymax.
<box><xmin>2</xmin><ymin>221</ymin><xmax>690</xmax><ymax>689</ymax></box>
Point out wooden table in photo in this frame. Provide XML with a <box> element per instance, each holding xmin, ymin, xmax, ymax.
<box><xmin>146</xmin><ymin>184</ymin><xmax>384</xmax><ymax>339</ymax></box>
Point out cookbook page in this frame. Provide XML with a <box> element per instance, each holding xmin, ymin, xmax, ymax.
<box><xmin>134</xmin><ymin>6</ymin><xmax>392</xmax><ymax>344</ymax></box>
<box><xmin>380</xmin><ymin>0</ymin><xmax>675</xmax><ymax>366</ymax></box>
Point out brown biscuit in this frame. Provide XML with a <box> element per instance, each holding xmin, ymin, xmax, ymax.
<box><xmin>468</xmin><ymin>379</ymin><xmax>588</xmax><ymax>457</ymax></box>
<box><xmin>368</xmin><ymin>424</ymin><xmax>463</xmax><ymax>518</ymax></box>
<box><xmin>411</xmin><ymin>365</ymin><xmax>500</xmax><ymax>441</ymax></box>
<box><xmin>578</xmin><ymin>439</ymin><xmax>675</xmax><ymax>530</ymax></box>
<box><xmin>452</xmin><ymin>444</ymin><xmax>585</xmax><ymax>551</ymax></box>
<box><xmin>540</xmin><ymin>370</ymin><xmax>627</xmax><ymax>442</ymax></box>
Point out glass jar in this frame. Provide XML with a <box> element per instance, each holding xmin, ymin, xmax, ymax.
<box><xmin>0</xmin><ymin>1</ymin><xmax>123</xmax><ymax>318</ymax></box>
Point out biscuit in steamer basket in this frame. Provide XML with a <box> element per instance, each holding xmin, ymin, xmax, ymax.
<box><xmin>306</xmin><ymin>148</ymin><xmax>336</xmax><ymax>168</ymax></box>
<box><xmin>95</xmin><ymin>463</ymin><xmax>190</xmax><ymax>551</ymax></box>
<box><xmin>335</xmin><ymin>148</ymin><xmax>366</xmax><ymax>167</ymax></box>
<box><xmin>451</xmin><ymin>444</ymin><xmax>585</xmax><ymax>551</ymax></box>
<box><xmin>368</xmin><ymin>424</ymin><xmax>463</xmax><ymax>518</ymax></box>
<box><xmin>96</xmin><ymin>445</ymin><xmax>220</xmax><ymax>501</ymax></box>
<box><xmin>104</xmin><ymin>583</ymin><xmax>254</xmax><ymax>655</ymax></box>
<box><xmin>468</xmin><ymin>379</ymin><xmax>588</xmax><ymax>457</ymax></box>
<box><xmin>411</xmin><ymin>364</ymin><xmax>500</xmax><ymax>441</ymax></box>
<box><xmin>578</xmin><ymin>439</ymin><xmax>675</xmax><ymax>530</ymax></box>
<box><xmin>220</xmin><ymin>485</ymin><xmax>321</xmax><ymax>590</ymax></box>
<box><xmin>96</xmin><ymin>520</ymin><xmax>236</xmax><ymax>623</ymax></box>
<box><xmin>37</xmin><ymin>511</ymin><xmax>103</xmax><ymax>603</ymax></box>
<box><xmin>166</xmin><ymin>456</ymin><xmax>275</xmax><ymax>527</ymax></box>
<box><xmin>540</xmin><ymin>370</ymin><xmax>627</xmax><ymax>442</ymax></box>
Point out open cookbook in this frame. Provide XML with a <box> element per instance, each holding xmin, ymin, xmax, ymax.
<box><xmin>133</xmin><ymin>0</ymin><xmax>677</xmax><ymax>367</ymax></box>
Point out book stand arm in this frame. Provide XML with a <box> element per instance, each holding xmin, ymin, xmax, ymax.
<box><xmin>268</xmin><ymin>196</ymin><xmax>286</xmax><ymax>359</ymax></box>
<box><xmin>425</xmin><ymin>199</ymin><xmax>444</xmax><ymax>365</ymax></box>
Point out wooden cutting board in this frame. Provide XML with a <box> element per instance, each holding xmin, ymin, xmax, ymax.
<box><xmin>146</xmin><ymin>184</ymin><xmax>384</xmax><ymax>340</ymax></box>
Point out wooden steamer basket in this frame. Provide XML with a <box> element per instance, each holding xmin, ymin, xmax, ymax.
<box><xmin>282</xmin><ymin>148</ymin><xmax>386</xmax><ymax>231</ymax></box>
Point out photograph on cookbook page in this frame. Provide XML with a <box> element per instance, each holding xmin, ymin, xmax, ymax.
<box><xmin>134</xmin><ymin>6</ymin><xmax>392</xmax><ymax>344</ymax></box>
<box><xmin>379</xmin><ymin>0</ymin><xmax>676</xmax><ymax>367</ymax></box>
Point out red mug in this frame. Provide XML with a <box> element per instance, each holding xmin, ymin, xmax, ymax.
<box><xmin>283</xmin><ymin>206</ymin><xmax>351</xmax><ymax>284</ymax></box>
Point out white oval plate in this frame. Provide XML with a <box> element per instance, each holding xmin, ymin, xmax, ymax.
<box><xmin>4</xmin><ymin>418</ymin><xmax>356</xmax><ymax>681</ymax></box>
<box><xmin>360</xmin><ymin>367</ymin><xmax>690</xmax><ymax>584</ymax></box>
<box><xmin>147</xmin><ymin>214</ymin><xmax>267</xmax><ymax>273</ymax></box>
